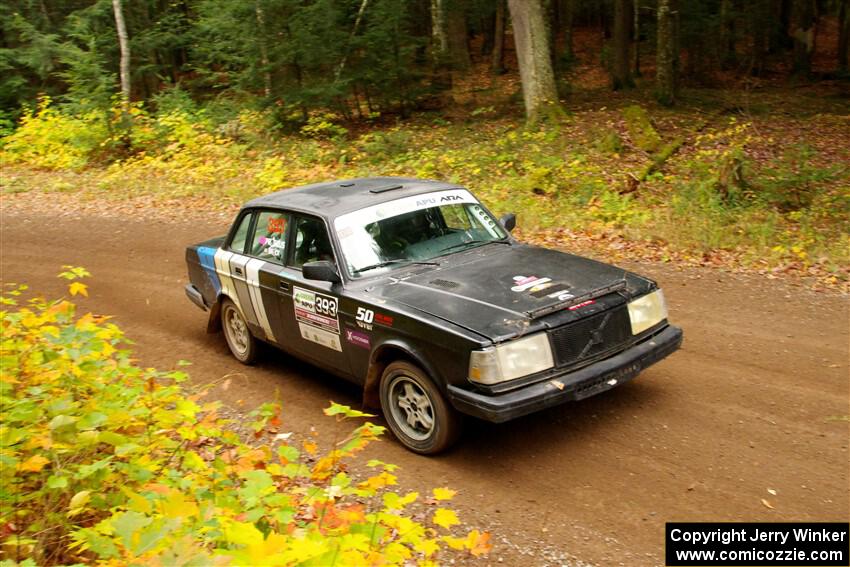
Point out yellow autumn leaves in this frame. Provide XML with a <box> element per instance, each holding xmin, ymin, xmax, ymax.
<box><xmin>0</xmin><ymin>271</ymin><xmax>493</xmax><ymax>564</ymax></box>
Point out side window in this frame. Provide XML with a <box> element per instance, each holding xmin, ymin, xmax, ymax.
<box><xmin>250</xmin><ymin>210</ymin><xmax>289</xmax><ymax>263</ymax></box>
<box><xmin>440</xmin><ymin>204</ymin><xmax>473</xmax><ymax>230</ymax></box>
<box><xmin>229</xmin><ymin>212</ymin><xmax>253</xmax><ymax>253</ymax></box>
<box><xmin>289</xmin><ymin>216</ymin><xmax>334</xmax><ymax>269</ymax></box>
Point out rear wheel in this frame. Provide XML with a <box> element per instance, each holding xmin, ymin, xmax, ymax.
<box><xmin>221</xmin><ymin>297</ymin><xmax>257</xmax><ymax>364</ymax></box>
<box><xmin>379</xmin><ymin>361</ymin><xmax>461</xmax><ymax>454</ymax></box>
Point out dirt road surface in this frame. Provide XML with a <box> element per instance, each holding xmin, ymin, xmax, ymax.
<box><xmin>2</xmin><ymin>205</ymin><xmax>848</xmax><ymax>566</ymax></box>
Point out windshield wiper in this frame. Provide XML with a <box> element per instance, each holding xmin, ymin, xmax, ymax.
<box><xmin>439</xmin><ymin>239</ymin><xmax>511</xmax><ymax>255</ymax></box>
<box><xmin>352</xmin><ymin>259</ymin><xmax>439</xmax><ymax>274</ymax></box>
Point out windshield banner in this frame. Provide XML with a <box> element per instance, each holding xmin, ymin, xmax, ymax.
<box><xmin>334</xmin><ymin>189</ymin><xmax>478</xmax><ymax>238</ymax></box>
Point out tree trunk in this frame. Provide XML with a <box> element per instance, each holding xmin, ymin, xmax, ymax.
<box><xmin>772</xmin><ymin>0</ymin><xmax>794</xmax><ymax>52</ymax></box>
<box><xmin>491</xmin><ymin>0</ymin><xmax>506</xmax><ymax>74</ymax></box>
<box><xmin>749</xmin><ymin>0</ymin><xmax>770</xmax><ymax>75</ymax></box>
<box><xmin>334</xmin><ymin>0</ymin><xmax>369</xmax><ymax>82</ymax></box>
<box><xmin>255</xmin><ymin>0</ymin><xmax>272</xmax><ymax>96</ymax></box>
<box><xmin>112</xmin><ymin>0</ymin><xmax>130</xmax><ymax>102</ymax></box>
<box><xmin>838</xmin><ymin>0</ymin><xmax>849</xmax><ymax>72</ymax></box>
<box><xmin>612</xmin><ymin>0</ymin><xmax>634</xmax><ymax>89</ymax></box>
<box><xmin>447</xmin><ymin>1</ymin><xmax>471</xmax><ymax>69</ymax></box>
<box><xmin>431</xmin><ymin>0</ymin><xmax>449</xmax><ymax>60</ymax></box>
<box><xmin>633</xmin><ymin>2</ymin><xmax>641</xmax><ymax>76</ymax></box>
<box><xmin>481</xmin><ymin>8</ymin><xmax>496</xmax><ymax>56</ymax></box>
<box><xmin>430</xmin><ymin>0</ymin><xmax>452</xmax><ymax>88</ymax></box>
<box><xmin>560</xmin><ymin>0</ymin><xmax>574</xmax><ymax>62</ymax></box>
<box><xmin>38</xmin><ymin>0</ymin><xmax>50</xmax><ymax>27</ymax></box>
<box><xmin>507</xmin><ymin>0</ymin><xmax>562</xmax><ymax>123</ymax></box>
<box><xmin>719</xmin><ymin>0</ymin><xmax>736</xmax><ymax>68</ymax></box>
<box><xmin>655</xmin><ymin>0</ymin><xmax>676</xmax><ymax>106</ymax></box>
<box><xmin>791</xmin><ymin>0</ymin><xmax>816</xmax><ymax>76</ymax></box>
<box><xmin>543</xmin><ymin>0</ymin><xmax>558</xmax><ymax>70</ymax></box>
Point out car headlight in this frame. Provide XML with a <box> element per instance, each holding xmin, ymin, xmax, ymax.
<box><xmin>468</xmin><ymin>333</ymin><xmax>554</xmax><ymax>385</ymax></box>
<box><xmin>627</xmin><ymin>289</ymin><xmax>668</xmax><ymax>335</ymax></box>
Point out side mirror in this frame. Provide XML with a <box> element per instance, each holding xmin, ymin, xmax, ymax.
<box><xmin>499</xmin><ymin>213</ymin><xmax>516</xmax><ymax>232</ymax></box>
<box><xmin>302</xmin><ymin>260</ymin><xmax>341</xmax><ymax>283</ymax></box>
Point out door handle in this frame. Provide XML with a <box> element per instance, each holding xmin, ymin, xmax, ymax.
<box><xmin>279</xmin><ymin>280</ymin><xmax>290</xmax><ymax>291</ymax></box>
<box><xmin>233</xmin><ymin>266</ymin><xmax>243</xmax><ymax>276</ymax></box>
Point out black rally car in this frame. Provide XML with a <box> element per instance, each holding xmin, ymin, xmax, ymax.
<box><xmin>185</xmin><ymin>177</ymin><xmax>683</xmax><ymax>453</ymax></box>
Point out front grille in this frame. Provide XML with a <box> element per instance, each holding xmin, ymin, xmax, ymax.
<box><xmin>549</xmin><ymin>307</ymin><xmax>632</xmax><ymax>368</ymax></box>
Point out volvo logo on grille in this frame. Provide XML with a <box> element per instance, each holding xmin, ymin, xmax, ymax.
<box><xmin>578</xmin><ymin>313</ymin><xmax>612</xmax><ymax>358</ymax></box>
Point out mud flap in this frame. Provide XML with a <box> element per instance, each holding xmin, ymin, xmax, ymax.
<box><xmin>206</xmin><ymin>299</ymin><xmax>222</xmax><ymax>333</ymax></box>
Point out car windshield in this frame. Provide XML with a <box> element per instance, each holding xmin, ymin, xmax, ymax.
<box><xmin>334</xmin><ymin>189</ymin><xmax>507</xmax><ymax>278</ymax></box>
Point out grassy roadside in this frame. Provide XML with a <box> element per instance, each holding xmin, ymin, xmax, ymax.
<box><xmin>2</xmin><ymin>88</ymin><xmax>848</xmax><ymax>290</ymax></box>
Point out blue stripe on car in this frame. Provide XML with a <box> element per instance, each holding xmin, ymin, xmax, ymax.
<box><xmin>197</xmin><ymin>246</ymin><xmax>221</xmax><ymax>294</ymax></box>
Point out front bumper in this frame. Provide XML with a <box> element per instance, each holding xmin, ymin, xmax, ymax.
<box><xmin>446</xmin><ymin>324</ymin><xmax>683</xmax><ymax>423</ymax></box>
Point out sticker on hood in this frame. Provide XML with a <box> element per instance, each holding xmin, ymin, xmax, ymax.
<box><xmin>567</xmin><ymin>299</ymin><xmax>596</xmax><ymax>311</ymax></box>
<box><xmin>511</xmin><ymin>275</ymin><xmax>551</xmax><ymax>292</ymax></box>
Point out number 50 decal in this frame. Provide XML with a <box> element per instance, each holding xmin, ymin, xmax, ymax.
<box><xmin>356</xmin><ymin>307</ymin><xmax>374</xmax><ymax>323</ymax></box>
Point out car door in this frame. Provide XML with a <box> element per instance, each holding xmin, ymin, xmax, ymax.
<box><xmin>215</xmin><ymin>209</ymin><xmax>282</xmax><ymax>345</ymax></box>
<box><xmin>276</xmin><ymin>214</ymin><xmax>352</xmax><ymax>376</ymax></box>
<box><xmin>240</xmin><ymin>209</ymin><xmax>299</xmax><ymax>347</ymax></box>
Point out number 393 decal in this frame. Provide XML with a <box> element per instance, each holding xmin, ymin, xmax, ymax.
<box><xmin>315</xmin><ymin>295</ymin><xmax>338</xmax><ymax>317</ymax></box>
<box><xmin>293</xmin><ymin>287</ymin><xmax>339</xmax><ymax>335</ymax></box>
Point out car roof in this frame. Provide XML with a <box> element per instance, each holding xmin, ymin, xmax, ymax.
<box><xmin>243</xmin><ymin>177</ymin><xmax>465</xmax><ymax>219</ymax></box>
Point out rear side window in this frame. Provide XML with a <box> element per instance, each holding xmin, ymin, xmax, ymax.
<box><xmin>290</xmin><ymin>216</ymin><xmax>334</xmax><ymax>268</ymax></box>
<box><xmin>250</xmin><ymin>210</ymin><xmax>289</xmax><ymax>263</ymax></box>
<box><xmin>229</xmin><ymin>212</ymin><xmax>253</xmax><ymax>253</ymax></box>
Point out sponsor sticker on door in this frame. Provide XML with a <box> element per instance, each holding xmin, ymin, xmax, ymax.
<box><xmin>345</xmin><ymin>328</ymin><xmax>371</xmax><ymax>349</ymax></box>
<box><xmin>298</xmin><ymin>323</ymin><xmax>342</xmax><ymax>352</ymax></box>
<box><xmin>293</xmin><ymin>286</ymin><xmax>340</xmax><ymax>337</ymax></box>
<box><xmin>375</xmin><ymin>313</ymin><xmax>394</xmax><ymax>327</ymax></box>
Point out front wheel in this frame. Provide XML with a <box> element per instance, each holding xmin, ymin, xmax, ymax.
<box><xmin>379</xmin><ymin>361</ymin><xmax>461</xmax><ymax>454</ymax></box>
<box><xmin>221</xmin><ymin>297</ymin><xmax>257</xmax><ymax>364</ymax></box>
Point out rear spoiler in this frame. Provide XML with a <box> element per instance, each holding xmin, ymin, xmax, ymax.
<box><xmin>524</xmin><ymin>280</ymin><xmax>627</xmax><ymax>319</ymax></box>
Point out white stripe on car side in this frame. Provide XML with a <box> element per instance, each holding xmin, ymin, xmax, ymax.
<box><xmin>213</xmin><ymin>249</ymin><xmax>244</xmax><ymax>314</ymax></box>
<box><xmin>245</xmin><ymin>258</ymin><xmax>276</xmax><ymax>342</ymax></box>
<box><xmin>227</xmin><ymin>253</ymin><xmax>261</xmax><ymax>326</ymax></box>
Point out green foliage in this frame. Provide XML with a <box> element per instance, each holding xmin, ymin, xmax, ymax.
<box><xmin>757</xmin><ymin>145</ymin><xmax>844</xmax><ymax>212</ymax></box>
<box><xmin>57</xmin><ymin>2</ymin><xmax>118</xmax><ymax>113</ymax></box>
<box><xmin>641</xmin><ymin>121</ymin><xmax>849</xmax><ymax>267</ymax></box>
<box><xmin>2</xmin><ymin>101</ymin><xmax>847</xmax><ymax>275</ymax></box>
<box><xmin>0</xmin><ymin>8</ymin><xmax>61</xmax><ymax>111</ymax></box>
<box><xmin>354</xmin><ymin>129</ymin><xmax>413</xmax><ymax>163</ymax></box>
<box><xmin>189</xmin><ymin>0</ymin><xmax>426</xmax><ymax>118</ymax></box>
<box><xmin>586</xmin><ymin>190</ymin><xmax>649</xmax><ymax>226</ymax></box>
<box><xmin>0</xmin><ymin>110</ymin><xmax>14</xmax><ymax>139</ymax></box>
<box><xmin>594</xmin><ymin>129</ymin><xmax>624</xmax><ymax>154</ymax></box>
<box><xmin>150</xmin><ymin>85</ymin><xmax>199</xmax><ymax>116</ymax></box>
<box><xmin>622</xmin><ymin>105</ymin><xmax>662</xmax><ymax>152</ymax></box>
<box><xmin>299</xmin><ymin>113</ymin><xmax>349</xmax><ymax>140</ymax></box>
<box><xmin>0</xmin><ymin>96</ymin><xmax>110</xmax><ymax>169</ymax></box>
<box><xmin>0</xmin><ymin>271</ymin><xmax>492</xmax><ymax>564</ymax></box>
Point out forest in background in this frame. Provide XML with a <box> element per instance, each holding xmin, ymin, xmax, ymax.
<box><xmin>2</xmin><ymin>0</ymin><xmax>850</xmax><ymax>120</ymax></box>
<box><xmin>1</xmin><ymin>0</ymin><xmax>848</xmax><ymax>288</ymax></box>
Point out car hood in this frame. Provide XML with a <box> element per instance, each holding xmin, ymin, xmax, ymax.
<box><xmin>371</xmin><ymin>244</ymin><xmax>653</xmax><ymax>341</ymax></box>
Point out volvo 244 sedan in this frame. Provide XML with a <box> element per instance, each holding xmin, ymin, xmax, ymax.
<box><xmin>185</xmin><ymin>177</ymin><xmax>683</xmax><ymax>453</ymax></box>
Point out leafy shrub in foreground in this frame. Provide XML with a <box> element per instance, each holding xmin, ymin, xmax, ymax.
<box><xmin>0</xmin><ymin>268</ymin><xmax>491</xmax><ymax>565</ymax></box>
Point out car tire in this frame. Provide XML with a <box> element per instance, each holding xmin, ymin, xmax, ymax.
<box><xmin>379</xmin><ymin>361</ymin><xmax>461</xmax><ymax>454</ymax></box>
<box><xmin>221</xmin><ymin>297</ymin><xmax>257</xmax><ymax>364</ymax></box>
